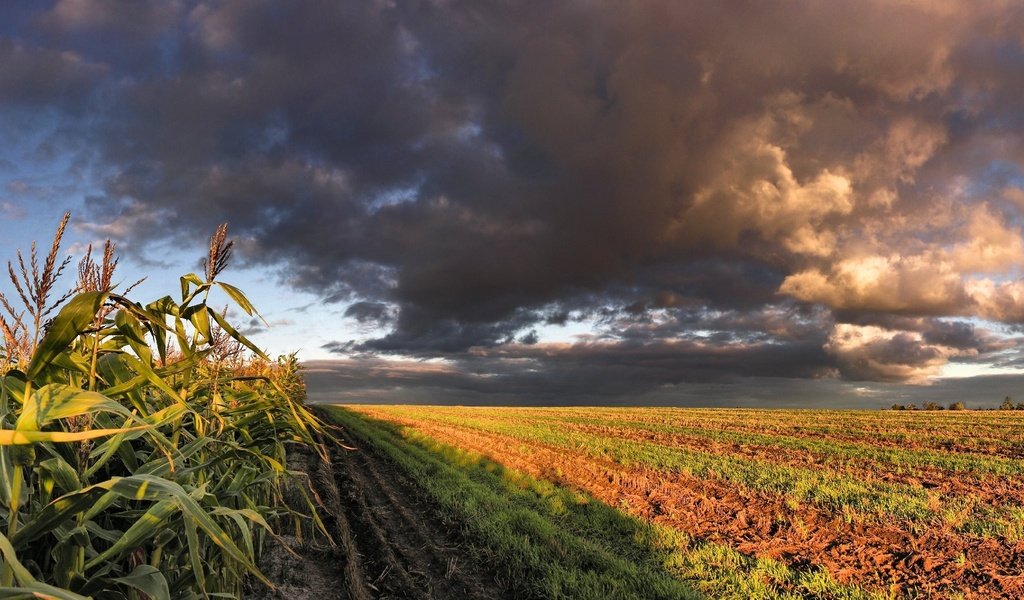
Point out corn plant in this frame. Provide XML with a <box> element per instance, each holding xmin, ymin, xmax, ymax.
<box><xmin>0</xmin><ymin>216</ymin><xmax>332</xmax><ymax>599</ymax></box>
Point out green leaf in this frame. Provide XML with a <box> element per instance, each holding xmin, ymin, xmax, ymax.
<box><xmin>1</xmin><ymin>373</ymin><xmax>27</xmax><ymax>406</ymax></box>
<box><xmin>119</xmin><ymin>355</ymin><xmax>181</xmax><ymax>405</ymax></box>
<box><xmin>0</xmin><ymin>531</ymin><xmax>89</xmax><ymax>598</ymax></box>
<box><xmin>84</xmin><ymin>521</ymin><xmax>122</xmax><ymax>544</ymax></box>
<box><xmin>112</xmin><ymin>565</ymin><xmax>170</xmax><ymax>600</ymax></box>
<box><xmin>86</xmin><ymin>499</ymin><xmax>178</xmax><ymax>568</ymax></box>
<box><xmin>173</xmin><ymin>317</ymin><xmax>189</xmax><ymax>355</ymax></box>
<box><xmin>37</xmin><ymin>458</ymin><xmax>81</xmax><ymax>496</ymax></box>
<box><xmin>143</xmin><ymin>296</ymin><xmax>179</xmax><ymax>319</ymax></box>
<box><xmin>114</xmin><ymin>310</ymin><xmax>152</xmax><ymax>366</ymax></box>
<box><xmin>0</xmin><ymin>448</ymin><xmax>13</xmax><ymax>506</ymax></box>
<box><xmin>110</xmin><ymin>295</ymin><xmax>174</xmax><ymax>362</ymax></box>
<box><xmin>183</xmin><ymin>511</ymin><xmax>205</xmax><ymax>595</ymax></box>
<box><xmin>208</xmin><ymin>308</ymin><xmax>268</xmax><ymax>361</ymax></box>
<box><xmin>48</xmin><ymin>352</ymin><xmax>90</xmax><ymax>377</ymax></box>
<box><xmin>89</xmin><ymin>403</ymin><xmax>183</xmax><ymax>456</ymax></box>
<box><xmin>10</xmin><ymin>486</ymin><xmax>108</xmax><ymax>548</ymax></box>
<box><xmin>0</xmin><ymin>426</ymin><xmax>146</xmax><ymax>445</ymax></box>
<box><xmin>16</xmin><ymin>384</ymin><xmax>133</xmax><ymax>432</ymax></box>
<box><xmin>183</xmin><ymin>305</ymin><xmax>212</xmax><ymax>344</ymax></box>
<box><xmin>51</xmin><ymin>526</ymin><xmax>88</xmax><ymax>588</ymax></box>
<box><xmin>96</xmin><ymin>353</ymin><xmax>146</xmax><ymax>411</ymax></box>
<box><xmin>79</xmin><ymin>475</ymin><xmax>271</xmax><ymax>586</ymax></box>
<box><xmin>20</xmin><ymin>474</ymin><xmax>190</xmax><ymax>550</ymax></box>
<box><xmin>134</xmin><ymin>436</ymin><xmax>211</xmax><ymax>478</ymax></box>
<box><xmin>26</xmin><ymin>292</ymin><xmax>108</xmax><ymax>381</ymax></box>
<box><xmin>0</xmin><ymin>585</ymin><xmax>89</xmax><ymax>600</ymax></box>
<box><xmin>179</xmin><ymin>273</ymin><xmax>205</xmax><ymax>304</ymax></box>
<box><xmin>216</xmin><ymin>281</ymin><xmax>260</xmax><ymax>318</ymax></box>
<box><xmin>0</xmin><ymin>530</ymin><xmax>36</xmax><ymax>586</ymax></box>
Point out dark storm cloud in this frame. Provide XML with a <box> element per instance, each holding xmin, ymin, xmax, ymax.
<box><xmin>344</xmin><ymin>301</ymin><xmax>397</xmax><ymax>328</ymax></box>
<box><xmin>4</xmin><ymin>0</ymin><xmax>1024</xmax><ymax>396</ymax></box>
<box><xmin>35</xmin><ymin>0</ymin><xmax>182</xmax><ymax>38</ymax></box>
<box><xmin>309</xmin><ymin>334</ymin><xmax>833</xmax><ymax>403</ymax></box>
<box><xmin>303</xmin><ymin>356</ymin><xmax>1024</xmax><ymax>409</ymax></box>
<box><xmin>0</xmin><ymin>38</ymin><xmax>106</xmax><ymax>108</ymax></box>
<box><xmin>319</xmin><ymin>296</ymin><xmax>838</xmax><ymax>401</ymax></box>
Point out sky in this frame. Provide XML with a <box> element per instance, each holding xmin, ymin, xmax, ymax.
<box><xmin>2</xmin><ymin>0</ymin><xmax>1024</xmax><ymax>408</ymax></box>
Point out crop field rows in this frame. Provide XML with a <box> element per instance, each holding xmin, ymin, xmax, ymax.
<box><xmin>338</xmin><ymin>406</ymin><xmax>1024</xmax><ymax>599</ymax></box>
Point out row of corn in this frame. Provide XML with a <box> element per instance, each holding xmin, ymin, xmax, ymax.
<box><xmin>0</xmin><ymin>216</ymin><xmax>331</xmax><ymax>599</ymax></box>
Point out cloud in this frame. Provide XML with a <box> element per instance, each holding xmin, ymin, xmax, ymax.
<box><xmin>0</xmin><ymin>38</ymin><xmax>106</xmax><ymax>109</ymax></box>
<box><xmin>309</xmin><ymin>333</ymin><xmax>834</xmax><ymax>403</ymax></box>
<box><xmin>344</xmin><ymin>301</ymin><xmax>397</xmax><ymax>329</ymax></box>
<box><xmin>4</xmin><ymin>0</ymin><xmax>1024</xmax><ymax>390</ymax></box>
<box><xmin>302</xmin><ymin>354</ymin><xmax>1024</xmax><ymax>409</ymax></box>
<box><xmin>824</xmin><ymin>323</ymin><xmax>974</xmax><ymax>383</ymax></box>
<box><xmin>778</xmin><ymin>204</ymin><xmax>1024</xmax><ymax>323</ymax></box>
<box><xmin>39</xmin><ymin>0</ymin><xmax>181</xmax><ymax>35</ymax></box>
<box><xmin>0</xmin><ymin>202</ymin><xmax>25</xmax><ymax>219</ymax></box>
<box><xmin>238</xmin><ymin>317</ymin><xmax>292</xmax><ymax>336</ymax></box>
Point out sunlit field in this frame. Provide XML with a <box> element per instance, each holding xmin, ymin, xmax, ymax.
<box><xmin>334</xmin><ymin>405</ymin><xmax>1024</xmax><ymax>599</ymax></box>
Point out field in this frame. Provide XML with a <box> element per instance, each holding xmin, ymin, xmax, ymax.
<box><xmin>325</xmin><ymin>405</ymin><xmax>1024</xmax><ymax>599</ymax></box>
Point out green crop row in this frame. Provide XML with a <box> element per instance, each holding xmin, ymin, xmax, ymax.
<box><xmin>521</xmin><ymin>412</ymin><xmax>1024</xmax><ymax>477</ymax></box>
<box><xmin>598</xmin><ymin>407</ymin><xmax>1024</xmax><ymax>446</ymax></box>
<box><xmin>497</xmin><ymin>407</ymin><xmax>1024</xmax><ymax>453</ymax></box>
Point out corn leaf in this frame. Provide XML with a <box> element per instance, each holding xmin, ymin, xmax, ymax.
<box><xmin>36</xmin><ymin>458</ymin><xmax>80</xmax><ymax>496</ymax></box>
<box><xmin>26</xmin><ymin>292</ymin><xmax>108</xmax><ymax>381</ymax></box>
<box><xmin>216</xmin><ymin>281</ymin><xmax>260</xmax><ymax>319</ymax></box>
<box><xmin>0</xmin><ymin>426</ymin><xmax>146</xmax><ymax>445</ymax></box>
<box><xmin>16</xmin><ymin>384</ymin><xmax>133</xmax><ymax>432</ymax></box>
<box><xmin>85</xmin><ymin>499</ymin><xmax>178</xmax><ymax>568</ymax></box>
<box><xmin>208</xmin><ymin>308</ymin><xmax>268</xmax><ymax>360</ymax></box>
<box><xmin>112</xmin><ymin>565</ymin><xmax>170</xmax><ymax>600</ymax></box>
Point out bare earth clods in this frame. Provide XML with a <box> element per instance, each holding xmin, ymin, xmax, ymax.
<box><xmin>248</xmin><ymin>428</ymin><xmax>514</xmax><ymax>600</ymax></box>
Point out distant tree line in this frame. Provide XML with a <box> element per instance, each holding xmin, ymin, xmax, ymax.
<box><xmin>890</xmin><ymin>402</ymin><xmax>966</xmax><ymax>411</ymax></box>
<box><xmin>999</xmin><ymin>396</ymin><xmax>1024</xmax><ymax>410</ymax></box>
<box><xmin>888</xmin><ymin>396</ymin><xmax>1024</xmax><ymax>411</ymax></box>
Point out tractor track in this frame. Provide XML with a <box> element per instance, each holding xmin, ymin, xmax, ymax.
<box><xmin>249</xmin><ymin>421</ymin><xmax>515</xmax><ymax>600</ymax></box>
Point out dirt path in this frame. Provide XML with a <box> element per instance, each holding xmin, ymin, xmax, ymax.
<box><xmin>248</xmin><ymin>424</ymin><xmax>516</xmax><ymax>600</ymax></box>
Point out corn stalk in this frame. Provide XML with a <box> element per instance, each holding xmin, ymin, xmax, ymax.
<box><xmin>0</xmin><ymin>219</ymin><xmax>332</xmax><ymax>599</ymax></box>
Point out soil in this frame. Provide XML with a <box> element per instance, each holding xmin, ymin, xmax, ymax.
<box><xmin>246</xmin><ymin>422</ymin><xmax>516</xmax><ymax>600</ymax></box>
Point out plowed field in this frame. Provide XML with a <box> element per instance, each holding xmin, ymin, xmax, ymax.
<box><xmin>341</xmin><ymin>406</ymin><xmax>1024</xmax><ymax>599</ymax></box>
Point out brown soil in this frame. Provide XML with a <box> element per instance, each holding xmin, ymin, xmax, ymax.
<box><xmin>362</xmin><ymin>413</ymin><xmax>1024</xmax><ymax>600</ymax></box>
<box><xmin>246</xmin><ymin>424</ymin><xmax>516</xmax><ymax>600</ymax></box>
